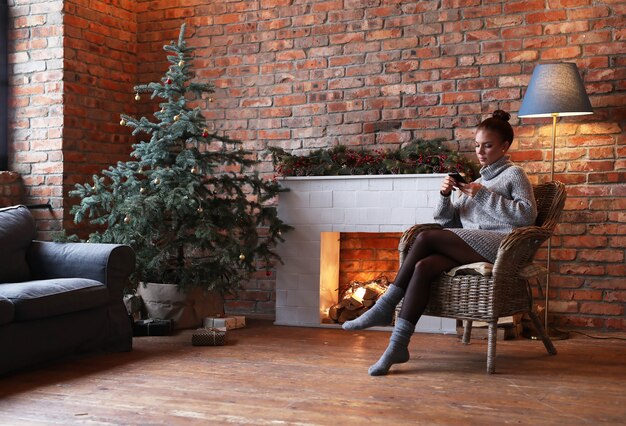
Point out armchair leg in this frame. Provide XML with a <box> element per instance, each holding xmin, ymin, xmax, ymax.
<box><xmin>529</xmin><ymin>310</ymin><xmax>557</xmax><ymax>356</ymax></box>
<box><xmin>462</xmin><ymin>320</ymin><xmax>472</xmax><ymax>345</ymax></box>
<box><xmin>487</xmin><ymin>322</ymin><xmax>497</xmax><ymax>374</ymax></box>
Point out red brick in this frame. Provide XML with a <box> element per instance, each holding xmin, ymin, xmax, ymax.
<box><xmin>442</xmin><ymin>0</ymin><xmax>481</xmax><ymax>7</ymax></box>
<box><xmin>605</xmin><ymin>292</ymin><xmax>626</xmax><ymax>303</ymax></box>
<box><xmin>504</xmin><ymin>0</ymin><xmax>545</xmax><ymax>13</ymax></box>
<box><xmin>568</xmin><ymin>6</ymin><xmax>610</xmax><ymax>20</ymax></box>
<box><xmin>442</xmin><ymin>92</ymin><xmax>480</xmax><ymax>104</ymax></box>
<box><xmin>258</xmin><ymin>129</ymin><xmax>290</xmax><ymax>140</ymax></box>
<box><xmin>541</xmin><ymin>46</ymin><xmax>582</xmax><ymax>60</ymax></box>
<box><xmin>549</xmin><ymin>300</ymin><xmax>579</xmax><ymax>313</ymax></box>
<box><xmin>504</xmin><ymin>50</ymin><xmax>539</xmax><ymax>63</ymax></box>
<box><xmin>580</xmin><ymin>303</ymin><xmax>624</xmax><ymax>316</ymax></box>
<box><xmin>545</xmin><ymin>21</ymin><xmax>590</xmax><ymax>34</ymax></box>
<box><xmin>559</xmin><ymin>289</ymin><xmax>604</xmax><ymax>301</ymax></box>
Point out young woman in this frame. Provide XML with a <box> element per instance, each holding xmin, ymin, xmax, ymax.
<box><xmin>342</xmin><ymin>110</ymin><xmax>537</xmax><ymax>376</ymax></box>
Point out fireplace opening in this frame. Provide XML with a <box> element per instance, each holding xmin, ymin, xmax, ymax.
<box><xmin>319</xmin><ymin>232</ymin><xmax>401</xmax><ymax>325</ymax></box>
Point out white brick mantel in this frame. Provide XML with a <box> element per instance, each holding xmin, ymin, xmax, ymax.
<box><xmin>275</xmin><ymin>174</ymin><xmax>456</xmax><ymax>334</ymax></box>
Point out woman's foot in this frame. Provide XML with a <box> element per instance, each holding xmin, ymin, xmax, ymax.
<box><xmin>368</xmin><ymin>317</ymin><xmax>415</xmax><ymax>376</ymax></box>
<box><xmin>342</xmin><ymin>285</ymin><xmax>404</xmax><ymax>330</ymax></box>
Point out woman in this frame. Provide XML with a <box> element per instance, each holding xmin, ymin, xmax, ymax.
<box><xmin>342</xmin><ymin>110</ymin><xmax>537</xmax><ymax>376</ymax></box>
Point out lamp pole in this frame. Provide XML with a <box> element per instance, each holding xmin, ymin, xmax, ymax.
<box><xmin>545</xmin><ymin>113</ymin><xmax>557</xmax><ymax>333</ymax></box>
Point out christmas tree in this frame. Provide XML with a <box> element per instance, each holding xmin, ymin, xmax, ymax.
<box><xmin>70</xmin><ymin>24</ymin><xmax>290</xmax><ymax>295</ymax></box>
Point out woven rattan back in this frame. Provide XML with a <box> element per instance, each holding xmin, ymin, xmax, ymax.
<box><xmin>533</xmin><ymin>181</ymin><xmax>567</xmax><ymax>230</ymax></box>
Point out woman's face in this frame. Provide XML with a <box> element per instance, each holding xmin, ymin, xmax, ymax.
<box><xmin>475</xmin><ymin>129</ymin><xmax>509</xmax><ymax>167</ymax></box>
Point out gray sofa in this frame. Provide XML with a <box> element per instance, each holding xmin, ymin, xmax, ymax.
<box><xmin>0</xmin><ymin>205</ymin><xmax>135</xmax><ymax>375</ymax></box>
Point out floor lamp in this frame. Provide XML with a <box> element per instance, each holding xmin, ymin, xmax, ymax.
<box><xmin>518</xmin><ymin>63</ymin><xmax>593</xmax><ymax>339</ymax></box>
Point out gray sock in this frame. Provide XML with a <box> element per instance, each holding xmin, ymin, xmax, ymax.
<box><xmin>368</xmin><ymin>317</ymin><xmax>415</xmax><ymax>376</ymax></box>
<box><xmin>342</xmin><ymin>285</ymin><xmax>404</xmax><ymax>330</ymax></box>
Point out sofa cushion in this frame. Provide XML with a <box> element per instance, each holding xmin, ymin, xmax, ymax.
<box><xmin>0</xmin><ymin>278</ymin><xmax>108</xmax><ymax>321</ymax></box>
<box><xmin>0</xmin><ymin>295</ymin><xmax>14</xmax><ymax>326</ymax></box>
<box><xmin>0</xmin><ymin>205</ymin><xmax>37</xmax><ymax>283</ymax></box>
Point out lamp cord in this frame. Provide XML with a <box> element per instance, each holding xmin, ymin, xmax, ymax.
<box><xmin>564</xmin><ymin>329</ymin><xmax>626</xmax><ymax>341</ymax></box>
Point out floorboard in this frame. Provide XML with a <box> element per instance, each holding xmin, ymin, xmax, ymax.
<box><xmin>1</xmin><ymin>320</ymin><xmax>625</xmax><ymax>425</ymax></box>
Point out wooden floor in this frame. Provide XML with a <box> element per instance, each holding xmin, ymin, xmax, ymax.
<box><xmin>1</xmin><ymin>320</ymin><xmax>625</xmax><ymax>425</ymax></box>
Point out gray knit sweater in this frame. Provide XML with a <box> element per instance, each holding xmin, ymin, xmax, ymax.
<box><xmin>433</xmin><ymin>156</ymin><xmax>537</xmax><ymax>263</ymax></box>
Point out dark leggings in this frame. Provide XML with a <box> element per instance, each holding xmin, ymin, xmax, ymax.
<box><xmin>395</xmin><ymin>229</ymin><xmax>489</xmax><ymax>324</ymax></box>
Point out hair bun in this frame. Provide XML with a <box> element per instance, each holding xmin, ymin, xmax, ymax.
<box><xmin>492</xmin><ymin>110</ymin><xmax>511</xmax><ymax>122</ymax></box>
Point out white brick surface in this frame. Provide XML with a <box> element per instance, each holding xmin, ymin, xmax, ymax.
<box><xmin>332</xmin><ymin>191</ymin><xmax>356</xmax><ymax>208</ymax></box>
<box><xmin>367</xmin><ymin>178</ymin><xmax>393</xmax><ymax>191</ymax></box>
<box><xmin>309</xmin><ymin>191</ymin><xmax>333</xmax><ymax>208</ymax></box>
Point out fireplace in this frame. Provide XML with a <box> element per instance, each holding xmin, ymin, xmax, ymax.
<box><xmin>275</xmin><ymin>174</ymin><xmax>456</xmax><ymax>334</ymax></box>
<box><xmin>320</xmin><ymin>232</ymin><xmax>399</xmax><ymax>324</ymax></box>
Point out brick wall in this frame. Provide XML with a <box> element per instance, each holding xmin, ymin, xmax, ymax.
<box><xmin>7</xmin><ymin>0</ymin><xmax>625</xmax><ymax>329</ymax></box>
<box><xmin>339</xmin><ymin>232</ymin><xmax>400</xmax><ymax>296</ymax></box>
<box><xmin>62</xmin><ymin>0</ymin><xmax>138</xmax><ymax>231</ymax></box>
<box><xmin>8</xmin><ymin>0</ymin><xmax>64</xmax><ymax>234</ymax></box>
<box><xmin>0</xmin><ymin>171</ymin><xmax>22</xmax><ymax>207</ymax></box>
<box><xmin>7</xmin><ymin>0</ymin><xmax>137</xmax><ymax>237</ymax></box>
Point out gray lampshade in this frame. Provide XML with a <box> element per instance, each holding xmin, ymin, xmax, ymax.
<box><xmin>518</xmin><ymin>63</ymin><xmax>593</xmax><ymax>118</ymax></box>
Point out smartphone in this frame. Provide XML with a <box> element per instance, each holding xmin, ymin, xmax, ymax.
<box><xmin>448</xmin><ymin>172</ymin><xmax>467</xmax><ymax>184</ymax></box>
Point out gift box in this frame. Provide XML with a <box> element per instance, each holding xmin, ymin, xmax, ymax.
<box><xmin>192</xmin><ymin>327</ymin><xmax>227</xmax><ymax>346</ymax></box>
<box><xmin>123</xmin><ymin>293</ymin><xmax>143</xmax><ymax>321</ymax></box>
<box><xmin>133</xmin><ymin>318</ymin><xmax>172</xmax><ymax>336</ymax></box>
<box><xmin>203</xmin><ymin>315</ymin><xmax>245</xmax><ymax>330</ymax></box>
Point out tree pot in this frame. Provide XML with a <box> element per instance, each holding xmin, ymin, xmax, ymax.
<box><xmin>137</xmin><ymin>282</ymin><xmax>225</xmax><ymax>330</ymax></box>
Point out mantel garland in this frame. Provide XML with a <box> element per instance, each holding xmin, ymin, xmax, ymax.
<box><xmin>269</xmin><ymin>140</ymin><xmax>476</xmax><ymax>180</ymax></box>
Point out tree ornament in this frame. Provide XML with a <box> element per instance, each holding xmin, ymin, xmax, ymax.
<box><xmin>239</xmin><ymin>253</ymin><xmax>246</xmax><ymax>261</ymax></box>
<box><xmin>153</xmin><ymin>177</ymin><xmax>161</xmax><ymax>185</ymax></box>
<box><xmin>190</xmin><ymin>166</ymin><xmax>198</xmax><ymax>174</ymax></box>
<box><xmin>208</xmin><ymin>97</ymin><xmax>214</xmax><ymax>103</ymax></box>
<box><xmin>166</xmin><ymin>78</ymin><xmax>172</xmax><ymax>84</ymax></box>
<box><xmin>140</xmin><ymin>187</ymin><xmax>146</xmax><ymax>194</ymax></box>
<box><xmin>134</xmin><ymin>92</ymin><xmax>141</xmax><ymax>101</ymax></box>
<box><xmin>197</xmin><ymin>206</ymin><xmax>203</xmax><ymax>213</ymax></box>
<box><xmin>277</xmin><ymin>230</ymin><xmax>282</xmax><ymax>236</ymax></box>
<box><xmin>119</xmin><ymin>118</ymin><xmax>126</xmax><ymax>126</ymax></box>
<box><xmin>178</xmin><ymin>59</ymin><xmax>185</xmax><ymax>67</ymax></box>
<box><xmin>202</xmin><ymin>129</ymin><xmax>209</xmax><ymax>138</ymax></box>
<box><xmin>265</xmin><ymin>271</ymin><xmax>271</xmax><ymax>277</ymax></box>
<box><xmin>124</xmin><ymin>215</ymin><xmax>131</xmax><ymax>224</ymax></box>
<box><xmin>173</xmin><ymin>114</ymin><xmax>180</xmax><ymax>121</ymax></box>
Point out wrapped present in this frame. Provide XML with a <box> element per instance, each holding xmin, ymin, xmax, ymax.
<box><xmin>192</xmin><ymin>327</ymin><xmax>227</xmax><ymax>346</ymax></box>
<box><xmin>123</xmin><ymin>293</ymin><xmax>143</xmax><ymax>320</ymax></box>
<box><xmin>133</xmin><ymin>318</ymin><xmax>172</xmax><ymax>336</ymax></box>
<box><xmin>203</xmin><ymin>315</ymin><xmax>245</xmax><ymax>330</ymax></box>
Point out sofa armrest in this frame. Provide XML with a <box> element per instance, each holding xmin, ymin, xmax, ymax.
<box><xmin>26</xmin><ymin>241</ymin><xmax>135</xmax><ymax>300</ymax></box>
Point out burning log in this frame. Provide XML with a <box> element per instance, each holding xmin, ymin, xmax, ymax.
<box><xmin>328</xmin><ymin>276</ymin><xmax>390</xmax><ymax>324</ymax></box>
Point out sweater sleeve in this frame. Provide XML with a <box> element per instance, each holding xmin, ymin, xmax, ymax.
<box><xmin>471</xmin><ymin>166</ymin><xmax>537</xmax><ymax>227</ymax></box>
<box><xmin>433</xmin><ymin>193</ymin><xmax>462</xmax><ymax>228</ymax></box>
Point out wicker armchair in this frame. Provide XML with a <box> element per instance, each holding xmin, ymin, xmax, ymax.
<box><xmin>396</xmin><ymin>181</ymin><xmax>567</xmax><ymax>373</ymax></box>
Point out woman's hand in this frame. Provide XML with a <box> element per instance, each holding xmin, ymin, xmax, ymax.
<box><xmin>440</xmin><ymin>175</ymin><xmax>457</xmax><ymax>196</ymax></box>
<box><xmin>458</xmin><ymin>182</ymin><xmax>483</xmax><ymax>197</ymax></box>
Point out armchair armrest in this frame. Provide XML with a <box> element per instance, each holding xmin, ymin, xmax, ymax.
<box><xmin>398</xmin><ymin>223</ymin><xmax>443</xmax><ymax>265</ymax></box>
<box><xmin>26</xmin><ymin>241</ymin><xmax>135</xmax><ymax>300</ymax></box>
<box><xmin>493</xmin><ymin>226</ymin><xmax>552</xmax><ymax>280</ymax></box>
